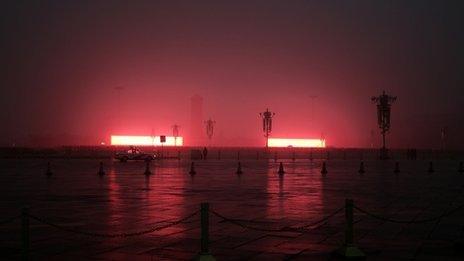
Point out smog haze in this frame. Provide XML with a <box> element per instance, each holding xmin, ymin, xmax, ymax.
<box><xmin>1</xmin><ymin>1</ymin><xmax>463</xmax><ymax>148</ymax></box>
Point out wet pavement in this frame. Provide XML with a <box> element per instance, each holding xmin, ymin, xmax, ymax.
<box><xmin>0</xmin><ymin>158</ymin><xmax>463</xmax><ymax>260</ymax></box>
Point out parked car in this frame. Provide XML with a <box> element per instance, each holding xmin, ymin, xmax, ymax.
<box><xmin>114</xmin><ymin>146</ymin><xmax>157</xmax><ymax>162</ymax></box>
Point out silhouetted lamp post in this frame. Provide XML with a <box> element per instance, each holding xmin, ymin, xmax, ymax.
<box><xmin>441</xmin><ymin>126</ymin><xmax>447</xmax><ymax>151</ymax></box>
<box><xmin>205</xmin><ymin>118</ymin><xmax>215</xmax><ymax>145</ymax></box>
<box><xmin>371</xmin><ymin>91</ymin><xmax>397</xmax><ymax>159</ymax></box>
<box><xmin>259</xmin><ymin>109</ymin><xmax>275</xmax><ymax>149</ymax></box>
<box><xmin>172</xmin><ymin>124</ymin><xmax>180</xmax><ymax>146</ymax></box>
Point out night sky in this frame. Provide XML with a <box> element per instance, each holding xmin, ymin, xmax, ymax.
<box><xmin>1</xmin><ymin>0</ymin><xmax>463</xmax><ymax>148</ymax></box>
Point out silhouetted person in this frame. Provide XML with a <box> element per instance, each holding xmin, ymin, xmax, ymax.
<box><xmin>202</xmin><ymin>147</ymin><xmax>208</xmax><ymax>160</ymax></box>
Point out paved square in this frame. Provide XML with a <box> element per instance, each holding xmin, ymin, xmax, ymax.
<box><xmin>0</xmin><ymin>155</ymin><xmax>463</xmax><ymax>260</ymax></box>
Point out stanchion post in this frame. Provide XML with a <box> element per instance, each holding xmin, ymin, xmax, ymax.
<box><xmin>195</xmin><ymin>203</ymin><xmax>215</xmax><ymax>260</ymax></box>
<box><xmin>345</xmin><ymin>199</ymin><xmax>354</xmax><ymax>245</ymax></box>
<box><xmin>21</xmin><ymin>207</ymin><xmax>29</xmax><ymax>261</ymax></box>
<box><xmin>200</xmin><ymin>203</ymin><xmax>209</xmax><ymax>254</ymax></box>
<box><xmin>336</xmin><ymin>199</ymin><xmax>365</xmax><ymax>258</ymax></box>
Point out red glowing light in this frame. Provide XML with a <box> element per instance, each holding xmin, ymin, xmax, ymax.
<box><xmin>268</xmin><ymin>138</ymin><xmax>326</xmax><ymax>148</ymax></box>
<box><xmin>111</xmin><ymin>135</ymin><xmax>183</xmax><ymax>146</ymax></box>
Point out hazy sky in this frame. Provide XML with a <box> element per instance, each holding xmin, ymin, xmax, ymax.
<box><xmin>1</xmin><ymin>0</ymin><xmax>463</xmax><ymax>148</ymax></box>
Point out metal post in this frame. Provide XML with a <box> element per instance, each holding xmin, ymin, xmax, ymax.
<box><xmin>345</xmin><ymin>199</ymin><xmax>354</xmax><ymax>245</ymax></box>
<box><xmin>266</xmin><ymin>132</ymin><xmax>269</xmax><ymax>149</ymax></box>
<box><xmin>200</xmin><ymin>203</ymin><xmax>209</xmax><ymax>254</ymax></box>
<box><xmin>382</xmin><ymin>132</ymin><xmax>386</xmax><ymax>151</ymax></box>
<box><xmin>194</xmin><ymin>203</ymin><xmax>215</xmax><ymax>260</ymax></box>
<box><xmin>22</xmin><ymin>207</ymin><xmax>29</xmax><ymax>261</ymax></box>
<box><xmin>336</xmin><ymin>199</ymin><xmax>365</xmax><ymax>258</ymax></box>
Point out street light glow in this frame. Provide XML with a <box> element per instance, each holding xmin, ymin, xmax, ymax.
<box><xmin>110</xmin><ymin>135</ymin><xmax>183</xmax><ymax>146</ymax></box>
<box><xmin>268</xmin><ymin>138</ymin><xmax>326</xmax><ymax>148</ymax></box>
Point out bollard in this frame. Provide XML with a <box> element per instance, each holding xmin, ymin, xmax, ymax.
<box><xmin>345</xmin><ymin>199</ymin><xmax>354</xmax><ymax>245</ymax></box>
<box><xmin>98</xmin><ymin>161</ymin><xmax>105</xmax><ymax>176</ymax></box>
<box><xmin>428</xmin><ymin>161</ymin><xmax>434</xmax><ymax>173</ymax></box>
<box><xmin>336</xmin><ymin>199</ymin><xmax>365</xmax><ymax>258</ymax></box>
<box><xmin>189</xmin><ymin>162</ymin><xmax>196</xmax><ymax>175</ymax></box>
<box><xmin>358</xmin><ymin>162</ymin><xmax>365</xmax><ymax>174</ymax></box>
<box><xmin>45</xmin><ymin>162</ymin><xmax>53</xmax><ymax>176</ymax></box>
<box><xmin>278</xmin><ymin>162</ymin><xmax>285</xmax><ymax>175</ymax></box>
<box><xmin>21</xmin><ymin>207</ymin><xmax>29</xmax><ymax>261</ymax></box>
<box><xmin>394</xmin><ymin>162</ymin><xmax>400</xmax><ymax>174</ymax></box>
<box><xmin>321</xmin><ymin>161</ymin><xmax>328</xmax><ymax>175</ymax></box>
<box><xmin>144</xmin><ymin>160</ymin><xmax>152</xmax><ymax>175</ymax></box>
<box><xmin>194</xmin><ymin>203</ymin><xmax>215</xmax><ymax>261</ymax></box>
<box><xmin>236</xmin><ymin>162</ymin><xmax>243</xmax><ymax>175</ymax></box>
<box><xmin>458</xmin><ymin>162</ymin><xmax>463</xmax><ymax>173</ymax></box>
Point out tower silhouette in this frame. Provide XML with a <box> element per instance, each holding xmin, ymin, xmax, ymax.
<box><xmin>190</xmin><ymin>95</ymin><xmax>204</xmax><ymax>146</ymax></box>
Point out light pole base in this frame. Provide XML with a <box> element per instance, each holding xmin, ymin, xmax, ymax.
<box><xmin>335</xmin><ymin>244</ymin><xmax>366</xmax><ymax>259</ymax></box>
<box><xmin>194</xmin><ymin>252</ymin><xmax>216</xmax><ymax>261</ymax></box>
<box><xmin>379</xmin><ymin>148</ymin><xmax>389</xmax><ymax>160</ymax></box>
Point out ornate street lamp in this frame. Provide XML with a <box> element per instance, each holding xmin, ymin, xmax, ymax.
<box><xmin>172</xmin><ymin>124</ymin><xmax>180</xmax><ymax>146</ymax></box>
<box><xmin>371</xmin><ymin>91</ymin><xmax>397</xmax><ymax>159</ymax></box>
<box><xmin>259</xmin><ymin>108</ymin><xmax>275</xmax><ymax>149</ymax></box>
<box><xmin>205</xmin><ymin>118</ymin><xmax>216</xmax><ymax>145</ymax></box>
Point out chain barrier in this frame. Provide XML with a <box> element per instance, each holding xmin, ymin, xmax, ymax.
<box><xmin>354</xmin><ymin>202</ymin><xmax>464</xmax><ymax>224</ymax></box>
<box><xmin>241</xmin><ymin>167</ymin><xmax>276</xmax><ymax>173</ymax></box>
<box><xmin>211</xmin><ymin>210</ymin><xmax>288</xmax><ymax>232</ymax></box>
<box><xmin>211</xmin><ymin>206</ymin><xmax>344</xmax><ymax>233</ymax></box>
<box><xmin>289</xmin><ymin>207</ymin><xmax>345</xmax><ymax>232</ymax></box>
<box><xmin>195</xmin><ymin>165</ymin><xmax>236</xmax><ymax>171</ymax></box>
<box><xmin>0</xmin><ymin>215</ymin><xmax>20</xmax><ymax>226</ymax></box>
<box><xmin>27</xmin><ymin>211</ymin><xmax>199</xmax><ymax>238</ymax></box>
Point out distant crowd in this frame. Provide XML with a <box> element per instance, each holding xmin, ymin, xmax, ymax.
<box><xmin>406</xmin><ymin>148</ymin><xmax>418</xmax><ymax>160</ymax></box>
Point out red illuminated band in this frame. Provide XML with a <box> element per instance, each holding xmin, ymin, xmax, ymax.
<box><xmin>111</xmin><ymin>135</ymin><xmax>183</xmax><ymax>146</ymax></box>
<box><xmin>268</xmin><ymin>138</ymin><xmax>325</xmax><ymax>148</ymax></box>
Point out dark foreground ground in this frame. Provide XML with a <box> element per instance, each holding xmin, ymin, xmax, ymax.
<box><xmin>0</xmin><ymin>155</ymin><xmax>464</xmax><ymax>260</ymax></box>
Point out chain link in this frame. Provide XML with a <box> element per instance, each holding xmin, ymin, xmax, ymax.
<box><xmin>27</xmin><ymin>211</ymin><xmax>198</xmax><ymax>238</ymax></box>
<box><xmin>354</xmin><ymin>203</ymin><xmax>464</xmax><ymax>224</ymax></box>
<box><xmin>0</xmin><ymin>215</ymin><xmax>20</xmax><ymax>226</ymax></box>
<box><xmin>289</xmin><ymin>207</ymin><xmax>344</xmax><ymax>231</ymax></box>
<box><xmin>211</xmin><ymin>210</ymin><xmax>287</xmax><ymax>232</ymax></box>
<box><xmin>211</xmin><ymin>206</ymin><xmax>344</xmax><ymax>233</ymax></box>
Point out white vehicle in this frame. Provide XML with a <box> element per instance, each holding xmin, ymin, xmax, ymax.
<box><xmin>114</xmin><ymin>146</ymin><xmax>157</xmax><ymax>162</ymax></box>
